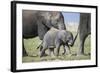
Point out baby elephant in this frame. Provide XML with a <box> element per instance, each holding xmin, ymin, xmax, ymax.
<box><xmin>38</xmin><ymin>27</ymin><xmax>74</xmax><ymax>57</ymax></box>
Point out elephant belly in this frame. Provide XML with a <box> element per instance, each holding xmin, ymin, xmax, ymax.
<box><xmin>23</xmin><ymin>24</ymin><xmax>38</xmax><ymax>38</ymax></box>
<box><xmin>45</xmin><ymin>35</ymin><xmax>56</xmax><ymax>48</ymax></box>
<box><xmin>43</xmin><ymin>28</ymin><xmax>59</xmax><ymax>48</ymax></box>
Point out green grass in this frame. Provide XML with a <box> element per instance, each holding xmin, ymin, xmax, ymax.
<box><xmin>23</xmin><ymin>31</ymin><xmax>91</xmax><ymax>63</ymax></box>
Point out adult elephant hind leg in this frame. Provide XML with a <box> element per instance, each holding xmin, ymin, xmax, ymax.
<box><xmin>77</xmin><ymin>34</ymin><xmax>87</xmax><ymax>56</ymax></box>
<box><xmin>22</xmin><ymin>39</ymin><xmax>28</xmax><ymax>57</ymax></box>
<box><xmin>77</xmin><ymin>40</ymin><xmax>84</xmax><ymax>56</ymax></box>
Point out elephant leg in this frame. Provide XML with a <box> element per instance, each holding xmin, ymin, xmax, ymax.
<box><xmin>55</xmin><ymin>39</ymin><xmax>61</xmax><ymax>56</ymax></box>
<box><xmin>40</xmin><ymin>46</ymin><xmax>43</xmax><ymax>51</ymax></box>
<box><xmin>78</xmin><ymin>34</ymin><xmax>89</xmax><ymax>55</ymax></box>
<box><xmin>62</xmin><ymin>45</ymin><xmax>66</xmax><ymax>55</ymax></box>
<box><xmin>62</xmin><ymin>45</ymin><xmax>71</xmax><ymax>55</ymax></box>
<box><xmin>38</xmin><ymin>45</ymin><xmax>43</xmax><ymax>56</ymax></box>
<box><xmin>78</xmin><ymin>34</ymin><xmax>86</xmax><ymax>55</ymax></box>
<box><xmin>48</xmin><ymin>48</ymin><xmax>52</xmax><ymax>56</ymax></box>
<box><xmin>55</xmin><ymin>44</ymin><xmax>60</xmax><ymax>56</ymax></box>
<box><xmin>49</xmin><ymin>48</ymin><xmax>54</xmax><ymax>56</ymax></box>
<box><xmin>65</xmin><ymin>44</ymin><xmax>71</xmax><ymax>55</ymax></box>
<box><xmin>52</xmin><ymin>48</ymin><xmax>55</xmax><ymax>55</ymax></box>
<box><xmin>56</xmin><ymin>47</ymin><xmax>60</xmax><ymax>56</ymax></box>
<box><xmin>40</xmin><ymin>48</ymin><xmax>47</xmax><ymax>57</ymax></box>
<box><xmin>22</xmin><ymin>39</ymin><xmax>28</xmax><ymax>57</ymax></box>
<box><xmin>40</xmin><ymin>43</ymin><xmax>47</xmax><ymax>57</ymax></box>
<box><xmin>78</xmin><ymin>40</ymin><xmax>84</xmax><ymax>55</ymax></box>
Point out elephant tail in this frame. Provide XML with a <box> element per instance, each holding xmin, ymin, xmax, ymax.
<box><xmin>36</xmin><ymin>41</ymin><xmax>43</xmax><ymax>49</ymax></box>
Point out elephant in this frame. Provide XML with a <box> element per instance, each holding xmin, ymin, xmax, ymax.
<box><xmin>22</xmin><ymin>10</ymin><xmax>66</xmax><ymax>56</ymax></box>
<box><xmin>37</xmin><ymin>27</ymin><xmax>77</xmax><ymax>57</ymax></box>
<box><xmin>77</xmin><ymin>13</ymin><xmax>91</xmax><ymax>55</ymax></box>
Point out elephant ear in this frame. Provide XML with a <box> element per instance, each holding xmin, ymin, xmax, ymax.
<box><xmin>37</xmin><ymin>21</ymin><xmax>49</xmax><ymax>40</ymax></box>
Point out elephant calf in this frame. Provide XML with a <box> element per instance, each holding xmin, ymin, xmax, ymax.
<box><xmin>38</xmin><ymin>27</ymin><xmax>74</xmax><ymax>57</ymax></box>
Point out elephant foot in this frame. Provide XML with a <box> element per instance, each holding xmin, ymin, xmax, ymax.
<box><xmin>40</xmin><ymin>53</ymin><xmax>48</xmax><ymax>57</ymax></box>
<box><xmin>23</xmin><ymin>50</ymin><xmax>28</xmax><ymax>57</ymax></box>
<box><xmin>62</xmin><ymin>51</ymin><xmax>71</xmax><ymax>56</ymax></box>
<box><xmin>62</xmin><ymin>52</ymin><xmax>66</xmax><ymax>55</ymax></box>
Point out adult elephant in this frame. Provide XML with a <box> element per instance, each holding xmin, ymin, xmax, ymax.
<box><xmin>77</xmin><ymin>13</ymin><xmax>91</xmax><ymax>55</ymax></box>
<box><xmin>22</xmin><ymin>10</ymin><xmax>66</xmax><ymax>56</ymax></box>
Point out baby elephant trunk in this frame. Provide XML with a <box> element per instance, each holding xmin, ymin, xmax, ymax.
<box><xmin>69</xmin><ymin>31</ymin><xmax>78</xmax><ymax>47</ymax></box>
<box><xmin>68</xmin><ymin>39</ymin><xmax>73</xmax><ymax>46</ymax></box>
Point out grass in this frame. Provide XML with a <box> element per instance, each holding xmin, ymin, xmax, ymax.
<box><xmin>22</xmin><ymin>30</ymin><xmax>91</xmax><ymax>63</ymax></box>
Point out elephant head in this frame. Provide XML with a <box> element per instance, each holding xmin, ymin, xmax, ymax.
<box><xmin>66</xmin><ymin>31</ymin><xmax>74</xmax><ymax>46</ymax></box>
<box><xmin>67</xmin><ymin>30</ymin><xmax>78</xmax><ymax>47</ymax></box>
<box><xmin>50</xmin><ymin>12</ymin><xmax>66</xmax><ymax>30</ymax></box>
<box><xmin>58</xmin><ymin>30</ymin><xmax>78</xmax><ymax>47</ymax></box>
<box><xmin>57</xmin><ymin>30</ymin><xmax>74</xmax><ymax>46</ymax></box>
<box><xmin>37</xmin><ymin>11</ymin><xmax>66</xmax><ymax>40</ymax></box>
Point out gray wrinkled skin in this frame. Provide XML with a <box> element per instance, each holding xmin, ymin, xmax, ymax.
<box><xmin>40</xmin><ymin>27</ymin><xmax>73</xmax><ymax>57</ymax></box>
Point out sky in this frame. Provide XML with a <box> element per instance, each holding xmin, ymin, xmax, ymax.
<box><xmin>62</xmin><ymin>12</ymin><xmax>80</xmax><ymax>25</ymax></box>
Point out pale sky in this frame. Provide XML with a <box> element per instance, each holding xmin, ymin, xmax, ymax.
<box><xmin>62</xmin><ymin>12</ymin><xmax>80</xmax><ymax>25</ymax></box>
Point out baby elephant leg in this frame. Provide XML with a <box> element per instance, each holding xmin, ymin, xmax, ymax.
<box><xmin>40</xmin><ymin>43</ymin><xmax>47</xmax><ymax>57</ymax></box>
<box><xmin>40</xmin><ymin>48</ymin><xmax>47</xmax><ymax>57</ymax></box>
<box><xmin>64</xmin><ymin>45</ymin><xmax>71</xmax><ymax>55</ymax></box>
<box><xmin>55</xmin><ymin>39</ymin><xmax>61</xmax><ymax>56</ymax></box>
<box><xmin>49</xmin><ymin>48</ymin><xmax>54</xmax><ymax>56</ymax></box>
<box><xmin>62</xmin><ymin>45</ymin><xmax>66</xmax><ymax>55</ymax></box>
<box><xmin>38</xmin><ymin>46</ymin><xmax>43</xmax><ymax>56</ymax></box>
<box><xmin>55</xmin><ymin>44</ymin><xmax>60</xmax><ymax>56</ymax></box>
